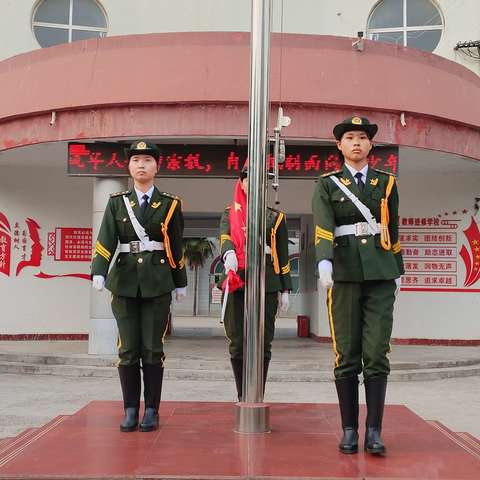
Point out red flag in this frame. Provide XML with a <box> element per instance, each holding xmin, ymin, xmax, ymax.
<box><xmin>229</xmin><ymin>179</ymin><xmax>247</xmax><ymax>270</ymax></box>
<box><xmin>460</xmin><ymin>216</ymin><xmax>480</xmax><ymax>287</ymax></box>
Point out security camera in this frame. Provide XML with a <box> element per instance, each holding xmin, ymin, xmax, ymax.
<box><xmin>352</xmin><ymin>32</ymin><xmax>364</xmax><ymax>52</ymax></box>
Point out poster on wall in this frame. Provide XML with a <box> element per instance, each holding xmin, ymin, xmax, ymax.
<box><xmin>399</xmin><ymin>207</ymin><xmax>480</xmax><ymax>292</ymax></box>
<box><xmin>0</xmin><ymin>210</ymin><xmax>91</xmax><ymax>281</ymax></box>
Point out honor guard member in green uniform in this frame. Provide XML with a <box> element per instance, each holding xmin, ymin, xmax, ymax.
<box><xmin>312</xmin><ymin>117</ymin><xmax>404</xmax><ymax>455</ymax></box>
<box><xmin>91</xmin><ymin>140</ymin><xmax>187</xmax><ymax>432</ymax></box>
<box><xmin>219</xmin><ymin>167</ymin><xmax>292</xmax><ymax>400</ymax></box>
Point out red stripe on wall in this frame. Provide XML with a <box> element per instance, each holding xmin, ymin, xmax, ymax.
<box><xmin>0</xmin><ymin>334</ymin><xmax>88</xmax><ymax>341</ymax></box>
<box><xmin>310</xmin><ymin>334</ymin><xmax>480</xmax><ymax>346</ymax></box>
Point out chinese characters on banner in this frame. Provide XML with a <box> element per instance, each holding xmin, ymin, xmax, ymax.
<box><xmin>399</xmin><ymin>212</ymin><xmax>480</xmax><ymax>291</ymax></box>
<box><xmin>0</xmin><ymin>211</ymin><xmax>91</xmax><ymax>281</ymax></box>
<box><xmin>68</xmin><ymin>143</ymin><xmax>399</xmax><ymax>178</ymax></box>
<box><xmin>47</xmin><ymin>228</ymin><xmax>93</xmax><ymax>262</ymax></box>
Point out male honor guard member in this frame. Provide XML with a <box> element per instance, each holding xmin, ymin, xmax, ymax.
<box><xmin>312</xmin><ymin>117</ymin><xmax>404</xmax><ymax>455</ymax></box>
<box><xmin>219</xmin><ymin>166</ymin><xmax>292</xmax><ymax>400</ymax></box>
<box><xmin>91</xmin><ymin>140</ymin><xmax>187</xmax><ymax>432</ymax></box>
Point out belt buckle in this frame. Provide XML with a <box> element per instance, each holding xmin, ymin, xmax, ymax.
<box><xmin>129</xmin><ymin>241</ymin><xmax>141</xmax><ymax>253</ymax></box>
<box><xmin>355</xmin><ymin>222</ymin><xmax>369</xmax><ymax>236</ymax></box>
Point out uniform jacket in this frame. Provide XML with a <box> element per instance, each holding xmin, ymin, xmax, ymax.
<box><xmin>91</xmin><ymin>187</ymin><xmax>187</xmax><ymax>297</ymax></box>
<box><xmin>312</xmin><ymin>164</ymin><xmax>404</xmax><ymax>282</ymax></box>
<box><xmin>218</xmin><ymin>206</ymin><xmax>292</xmax><ymax>293</ymax></box>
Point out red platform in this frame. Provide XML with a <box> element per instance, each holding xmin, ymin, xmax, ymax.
<box><xmin>0</xmin><ymin>401</ymin><xmax>479</xmax><ymax>479</ymax></box>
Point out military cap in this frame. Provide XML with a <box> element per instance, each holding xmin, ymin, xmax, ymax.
<box><xmin>333</xmin><ymin>116</ymin><xmax>378</xmax><ymax>140</ymax></box>
<box><xmin>125</xmin><ymin>140</ymin><xmax>160</xmax><ymax>162</ymax></box>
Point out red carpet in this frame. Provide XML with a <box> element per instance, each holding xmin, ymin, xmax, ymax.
<box><xmin>0</xmin><ymin>401</ymin><xmax>479</xmax><ymax>479</ymax></box>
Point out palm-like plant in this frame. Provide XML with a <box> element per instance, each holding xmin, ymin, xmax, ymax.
<box><xmin>183</xmin><ymin>238</ymin><xmax>216</xmax><ymax>315</ymax></box>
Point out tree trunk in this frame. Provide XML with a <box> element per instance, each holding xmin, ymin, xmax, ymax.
<box><xmin>193</xmin><ymin>266</ymin><xmax>198</xmax><ymax>316</ymax></box>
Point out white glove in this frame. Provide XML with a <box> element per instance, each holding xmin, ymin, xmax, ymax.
<box><xmin>318</xmin><ymin>260</ymin><xmax>333</xmax><ymax>289</ymax></box>
<box><xmin>395</xmin><ymin>277</ymin><xmax>401</xmax><ymax>295</ymax></box>
<box><xmin>224</xmin><ymin>250</ymin><xmax>238</xmax><ymax>273</ymax></box>
<box><xmin>175</xmin><ymin>287</ymin><xmax>187</xmax><ymax>302</ymax></box>
<box><xmin>92</xmin><ymin>275</ymin><xmax>105</xmax><ymax>291</ymax></box>
<box><xmin>279</xmin><ymin>292</ymin><xmax>289</xmax><ymax>312</ymax></box>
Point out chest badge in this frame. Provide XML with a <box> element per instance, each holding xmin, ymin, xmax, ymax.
<box><xmin>151</xmin><ymin>201</ymin><xmax>161</xmax><ymax>209</ymax></box>
<box><xmin>370</xmin><ymin>178</ymin><xmax>379</xmax><ymax>186</ymax></box>
<box><xmin>130</xmin><ymin>200</ymin><xmax>136</xmax><ymax>207</ymax></box>
<box><xmin>340</xmin><ymin>178</ymin><xmax>352</xmax><ymax>186</ymax></box>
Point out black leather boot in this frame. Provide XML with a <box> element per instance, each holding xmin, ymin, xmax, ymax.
<box><xmin>263</xmin><ymin>357</ymin><xmax>270</xmax><ymax>396</ymax></box>
<box><xmin>139</xmin><ymin>364</ymin><xmax>164</xmax><ymax>432</ymax></box>
<box><xmin>230</xmin><ymin>358</ymin><xmax>243</xmax><ymax>401</ymax></box>
<box><xmin>364</xmin><ymin>376</ymin><xmax>388</xmax><ymax>454</ymax></box>
<box><xmin>118</xmin><ymin>364</ymin><xmax>140</xmax><ymax>432</ymax></box>
<box><xmin>335</xmin><ymin>376</ymin><xmax>359</xmax><ymax>454</ymax></box>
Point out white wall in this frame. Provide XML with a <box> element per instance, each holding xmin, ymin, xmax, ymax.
<box><xmin>0</xmin><ymin>164</ymin><xmax>93</xmax><ymax>334</ymax></box>
<box><xmin>1</xmin><ymin>1</ymin><xmax>479</xmax><ymax>76</ymax></box>
<box><xmin>1</xmin><ymin>144</ymin><xmax>479</xmax><ymax>339</ymax></box>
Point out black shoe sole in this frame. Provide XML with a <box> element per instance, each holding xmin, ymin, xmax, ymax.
<box><xmin>365</xmin><ymin>446</ymin><xmax>386</xmax><ymax>455</ymax></box>
<box><xmin>120</xmin><ymin>425</ymin><xmax>138</xmax><ymax>432</ymax></box>
<box><xmin>139</xmin><ymin>424</ymin><xmax>159</xmax><ymax>432</ymax></box>
<box><xmin>339</xmin><ymin>447</ymin><xmax>358</xmax><ymax>454</ymax></box>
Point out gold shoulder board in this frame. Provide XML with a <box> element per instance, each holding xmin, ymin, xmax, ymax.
<box><xmin>321</xmin><ymin>169</ymin><xmax>342</xmax><ymax>178</ymax></box>
<box><xmin>110</xmin><ymin>190</ymin><xmax>131</xmax><ymax>198</ymax></box>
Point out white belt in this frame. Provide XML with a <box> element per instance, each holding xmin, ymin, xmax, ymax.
<box><xmin>334</xmin><ymin>222</ymin><xmax>381</xmax><ymax>237</ymax></box>
<box><xmin>119</xmin><ymin>241</ymin><xmax>164</xmax><ymax>253</ymax></box>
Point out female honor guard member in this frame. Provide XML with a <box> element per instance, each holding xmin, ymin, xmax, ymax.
<box><xmin>312</xmin><ymin>117</ymin><xmax>404</xmax><ymax>455</ymax></box>
<box><xmin>91</xmin><ymin>140</ymin><xmax>187</xmax><ymax>432</ymax></box>
<box><xmin>219</xmin><ymin>167</ymin><xmax>292</xmax><ymax>400</ymax></box>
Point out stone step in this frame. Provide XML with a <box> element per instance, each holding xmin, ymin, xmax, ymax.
<box><xmin>0</xmin><ymin>351</ymin><xmax>478</xmax><ymax>371</ymax></box>
<box><xmin>0</xmin><ymin>416</ymin><xmax>68</xmax><ymax>469</ymax></box>
<box><xmin>1</xmin><ymin>360</ymin><xmax>479</xmax><ymax>382</ymax></box>
<box><xmin>427</xmin><ymin>421</ymin><xmax>480</xmax><ymax>460</ymax></box>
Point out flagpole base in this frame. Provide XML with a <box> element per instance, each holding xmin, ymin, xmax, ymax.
<box><xmin>234</xmin><ymin>402</ymin><xmax>270</xmax><ymax>433</ymax></box>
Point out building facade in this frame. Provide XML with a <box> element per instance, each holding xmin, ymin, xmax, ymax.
<box><xmin>0</xmin><ymin>0</ymin><xmax>479</xmax><ymax>347</ymax></box>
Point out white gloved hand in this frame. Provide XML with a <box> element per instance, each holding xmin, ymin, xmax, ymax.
<box><xmin>92</xmin><ymin>275</ymin><xmax>105</xmax><ymax>291</ymax></box>
<box><xmin>395</xmin><ymin>277</ymin><xmax>401</xmax><ymax>295</ymax></box>
<box><xmin>279</xmin><ymin>291</ymin><xmax>290</xmax><ymax>312</ymax></box>
<box><xmin>318</xmin><ymin>260</ymin><xmax>333</xmax><ymax>289</ymax></box>
<box><xmin>175</xmin><ymin>287</ymin><xmax>187</xmax><ymax>302</ymax></box>
<box><xmin>223</xmin><ymin>250</ymin><xmax>238</xmax><ymax>273</ymax></box>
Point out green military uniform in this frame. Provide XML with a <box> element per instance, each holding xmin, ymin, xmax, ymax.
<box><xmin>313</xmin><ymin>163</ymin><xmax>403</xmax><ymax>378</ymax></box>
<box><xmin>313</xmin><ymin>116</ymin><xmax>405</xmax><ymax>455</ymax></box>
<box><xmin>91</xmin><ymin>139</ymin><xmax>187</xmax><ymax>433</ymax></box>
<box><xmin>92</xmin><ymin>187</ymin><xmax>187</xmax><ymax>366</ymax></box>
<box><xmin>219</xmin><ymin>205</ymin><xmax>292</xmax><ymax>399</ymax></box>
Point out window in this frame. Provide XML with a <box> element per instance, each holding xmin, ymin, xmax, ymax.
<box><xmin>33</xmin><ymin>0</ymin><xmax>107</xmax><ymax>48</ymax></box>
<box><xmin>367</xmin><ymin>0</ymin><xmax>443</xmax><ymax>52</ymax></box>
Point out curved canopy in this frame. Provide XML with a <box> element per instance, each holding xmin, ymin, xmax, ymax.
<box><xmin>0</xmin><ymin>32</ymin><xmax>479</xmax><ymax>159</ymax></box>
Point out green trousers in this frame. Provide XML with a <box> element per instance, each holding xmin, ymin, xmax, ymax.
<box><xmin>327</xmin><ymin>280</ymin><xmax>396</xmax><ymax>379</ymax></box>
<box><xmin>224</xmin><ymin>290</ymin><xmax>279</xmax><ymax>361</ymax></box>
<box><xmin>111</xmin><ymin>292</ymin><xmax>172</xmax><ymax>366</ymax></box>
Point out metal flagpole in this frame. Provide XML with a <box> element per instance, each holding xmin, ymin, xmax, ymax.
<box><xmin>235</xmin><ymin>0</ymin><xmax>271</xmax><ymax>433</ymax></box>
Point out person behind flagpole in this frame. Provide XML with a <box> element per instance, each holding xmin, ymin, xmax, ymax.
<box><xmin>312</xmin><ymin>117</ymin><xmax>404</xmax><ymax>455</ymax></box>
<box><xmin>218</xmin><ymin>165</ymin><xmax>292</xmax><ymax>401</ymax></box>
<box><xmin>91</xmin><ymin>140</ymin><xmax>187</xmax><ymax>432</ymax></box>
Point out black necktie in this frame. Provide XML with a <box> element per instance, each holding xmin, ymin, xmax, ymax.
<box><xmin>140</xmin><ymin>194</ymin><xmax>149</xmax><ymax>218</ymax></box>
<box><xmin>355</xmin><ymin>172</ymin><xmax>365</xmax><ymax>191</ymax></box>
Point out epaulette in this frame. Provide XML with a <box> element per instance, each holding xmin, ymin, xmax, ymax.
<box><xmin>321</xmin><ymin>169</ymin><xmax>342</xmax><ymax>178</ymax></box>
<box><xmin>110</xmin><ymin>190</ymin><xmax>131</xmax><ymax>198</ymax></box>
<box><xmin>160</xmin><ymin>191</ymin><xmax>181</xmax><ymax>201</ymax></box>
<box><xmin>373</xmin><ymin>168</ymin><xmax>396</xmax><ymax>177</ymax></box>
